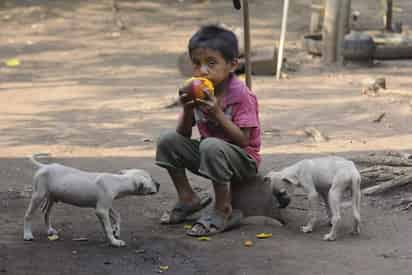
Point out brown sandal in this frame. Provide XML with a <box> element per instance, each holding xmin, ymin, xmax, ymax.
<box><xmin>186</xmin><ymin>209</ymin><xmax>243</xmax><ymax>237</ymax></box>
<box><xmin>160</xmin><ymin>194</ymin><xmax>212</xmax><ymax>224</ymax></box>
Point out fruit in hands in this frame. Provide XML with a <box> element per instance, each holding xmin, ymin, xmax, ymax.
<box><xmin>183</xmin><ymin>77</ymin><xmax>214</xmax><ymax>100</ymax></box>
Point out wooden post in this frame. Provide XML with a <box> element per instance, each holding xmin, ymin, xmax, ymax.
<box><xmin>242</xmin><ymin>0</ymin><xmax>252</xmax><ymax>89</ymax></box>
<box><xmin>276</xmin><ymin>0</ymin><xmax>290</xmax><ymax>80</ymax></box>
<box><xmin>322</xmin><ymin>0</ymin><xmax>340</xmax><ymax>64</ymax></box>
<box><xmin>385</xmin><ymin>0</ymin><xmax>393</xmax><ymax>31</ymax></box>
<box><xmin>309</xmin><ymin>3</ymin><xmax>324</xmax><ymax>34</ymax></box>
<box><xmin>336</xmin><ymin>0</ymin><xmax>351</xmax><ymax>64</ymax></box>
<box><xmin>342</xmin><ymin>0</ymin><xmax>351</xmax><ymax>35</ymax></box>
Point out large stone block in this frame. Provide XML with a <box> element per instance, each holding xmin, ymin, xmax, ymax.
<box><xmin>231</xmin><ymin>173</ymin><xmax>286</xmax><ymax>224</ymax></box>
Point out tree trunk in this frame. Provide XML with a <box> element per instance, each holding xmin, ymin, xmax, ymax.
<box><xmin>382</xmin><ymin>0</ymin><xmax>393</xmax><ymax>31</ymax></box>
<box><xmin>353</xmin><ymin>152</ymin><xmax>412</xmax><ymax>195</ymax></box>
<box><xmin>336</xmin><ymin>0</ymin><xmax>351</xmax><ymax>64</ymax></box>
<box><xmin>351</xmin><ymin>155</ymin><xmax>412</xmax><ymax>167</ymax></box>
<box><xmin>322</xmin><ymin>0</ymin><xmax>339</xmax><ymax>63</ymax></box>
<box><xmin>359</xmin><ymin>165</ymin><xmax>409</xmax><ymax>186</ymax></box>
<box><xmin>362</xmin><ymin>174</ymin><xmax>412</xmax><ymax>195</ymax></box>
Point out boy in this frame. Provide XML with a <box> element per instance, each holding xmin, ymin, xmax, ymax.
<box><xmin>156</xmin><ymin>25</ymin><xmax>287</xmax><ymax>236</ymax></box>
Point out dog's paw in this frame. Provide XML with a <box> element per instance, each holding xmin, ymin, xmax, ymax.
<box><xmin>23</xmin><ymin>233</ymin><xmax>34</xmax><ymax>241</ymax></box>
<box><xmin>323</xmin><ymin>233</ymin><xmax>336</xmax><ymax>241</ymax></box>
<box><xmin>113</xmin><ymin>229</ymin><xmax>120</xmax><ymax>239</ymax></box>
<box><xmin>48</xmin><ymin>228</ymin><xmax>58</xmax><ymax>236</ymax></box>
<box><xmin>301</xmin><ymin>225</ymin><xmax>313</xmax><ymax>233</ymax></box>
<box><xmin>110</xmin><ymin>239</ymin><xmax>126</xmax><ymax>247</ymax></box>
<box><xmin>351</xmin><ymin>228</ymin><xmax>360</xmax><ymax>236</ymax></box>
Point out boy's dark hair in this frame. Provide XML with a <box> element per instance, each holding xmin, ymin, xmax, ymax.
<box><xmin>188</xmin><ymin>24</ymin><xmax>239</xmax><ymax>62</ymax></box>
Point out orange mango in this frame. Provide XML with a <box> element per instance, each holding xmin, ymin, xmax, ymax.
<box><xmin>184</xmin><ymin>77</ymin><xmax>214</xmax><ymax>100</ymax></box>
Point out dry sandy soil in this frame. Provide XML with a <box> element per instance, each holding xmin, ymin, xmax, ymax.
<box><xmin>1</xmin><ymin>0</ymin><xmax>412</xmax><ymax>274</ymax></box>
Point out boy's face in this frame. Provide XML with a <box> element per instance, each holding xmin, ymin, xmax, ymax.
<box><xmin>190</xmin><ymin>48</ymin><xmax>237</xmax><ymax>87</ymax></box>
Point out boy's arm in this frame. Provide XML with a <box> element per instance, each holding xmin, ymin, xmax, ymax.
<box><xmin>197</xmin><ymin>92</ymin><xmax>254</xmax><ymax>148</ymax></box>
<box><xmin>213</xmin><ymin>111</ymin><xmax>251</xmax><ymax>147</ymax></box>
<box><xmin>176</xmin><ymin>108</ymin><xmax>194</xmax><ymax>138</ymax></box>
<box><xmin>176</xmin><ymin>86</ymin><xmax>196</xmax><ymax>138</ymax></box>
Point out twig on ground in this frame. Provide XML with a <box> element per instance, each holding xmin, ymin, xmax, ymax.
<box><xmin>372</xmin><ymin>112</ymin><xmax>385</xmax><ymax>123</ymax></box>
<box><xmin>112</xmin><ymin>0</ymin><xmax>126</xmax><ymax>30</ymax></box>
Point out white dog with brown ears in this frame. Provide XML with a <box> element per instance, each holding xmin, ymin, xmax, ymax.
<box><xmin>264</xmin><ymin>156</ymin><xmax>361</xmax><ymax>241</ymax></box>
<box><xmin>23</xmin><ymin>154</ymin><xmax>160</xmax><ymax>247</ymax></box>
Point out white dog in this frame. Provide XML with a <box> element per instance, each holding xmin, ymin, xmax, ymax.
<box><xmin>264</xmin><ymin>156</ymin><xmax>361</xmax><ymax>241</ymax></box>
<box><xmin>23</xmin><ymin>154</ymin><xmax>160</xmax><ymax>247</ymax></box>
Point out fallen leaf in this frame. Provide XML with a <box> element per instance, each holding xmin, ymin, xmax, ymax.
<box><xmin>243</xmin><ymin>240</ymin><xmax>253</xmax><ymax>247</ymax></box>
<box><xmin>48</xmin><ymin>234</ymin><xmax>59</xmax><ymax>241</ymax></box>
<box><xmin>197</xmin><ymin>236</ymin><xmax>211</xmax><ymax>241</ymax></box>
<box><xmin>72</xmin><ymin>237</ymin><xmax>88</xmax><ymax>241</ymax></box>
<box><xmin>183</xmin><ymin>224</ymin><xmax>192</xmax><ymax>229</ymax></box>
<box><xmin>159</xmin><ymin>265</ymin><xmax>169</xmax><ymax>271</ymax></box>
<box><xmin>5</xmin><ymin>58</ymin><xmax>20</xmax><ymax>67</ymax></box>
<box><xmin>256</xmin><ymin>232</ymin><xmax>272</xmax><ymax>239</ymax></box>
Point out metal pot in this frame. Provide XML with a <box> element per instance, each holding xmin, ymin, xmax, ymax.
<box><xmin>342</xmin><ymin>31</ymin><xmax>376</xmax><ymax>61</ymax></box>
<box><xmin>302</xmin><ymin>33</ymin><xmax>323</xmax><ymax>56</ymax></box>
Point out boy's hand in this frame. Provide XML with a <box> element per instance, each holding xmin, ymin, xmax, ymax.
<box><xmin>196</xmin><ymin>89</ymin><xmax>223</xmax><ymax>120</ymax></box>
<box><xmin>178</xmin><ymin>86</ymin><xmax>195</xmax><ymax>110</ymax></box>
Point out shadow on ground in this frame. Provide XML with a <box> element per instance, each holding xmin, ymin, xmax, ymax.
<box><xmin>1</xmin><ymin>152</ymin><xmax>412</xmax><ymax>275</ymax></box>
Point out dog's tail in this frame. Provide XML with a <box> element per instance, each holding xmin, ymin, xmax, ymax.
<box><xmin>29</xmin><ymin>153</ymin><xmax>50</xmax><ymax>168</ymax></box>
<box><xmin>351</xmin><ymin>170</ymin><xmax>362</xmax><ymax>223</ymax></box>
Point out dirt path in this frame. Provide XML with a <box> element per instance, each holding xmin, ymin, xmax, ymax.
<box><xmin>1</xmin><ymin>1</ymin><xmax>412</xmax><ymax>274</ymax></box>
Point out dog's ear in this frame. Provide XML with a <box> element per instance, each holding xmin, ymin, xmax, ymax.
<box><xmin>279</xmin><ymin>165</ymin><xmax>300</xmax><ymax>186</ymax></box>
<box><xmin>263</xmin><ymin>171</ymin><xmax>277</xmax><ymax>185</ymax></box>
<box><xmin>133</xmin><ymin>179</ymin><xmax>144</xmax><ymax>193</ymax></box>
<box><xmin>282</xmin><ymin>175</ymin><xmax>298</xmax><ymax>186</ymax></box>
<box><xmin>263</xmin><ymin>175</ymin><xmax>271</xmax><ymax>185</ymax></box>
<box><xmin>119</xmin><ymin>169</ymin><xmax>131</xmax><ymax>175</ymax></box>
<box><xmin>263</xmin><ymin>171</ymin><xmax>283</xmax><ymax>182</ymax></box>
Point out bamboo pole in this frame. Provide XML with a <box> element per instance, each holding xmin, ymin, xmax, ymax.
<box><xmin>242</xmin><ymin>0</ymin><xmax>252</xmax><ymax>89</ymax></box>
<box><xmin>276</xmin><ymin>0</ymin><xmax>290</xmax><ymax>80</ymax></box>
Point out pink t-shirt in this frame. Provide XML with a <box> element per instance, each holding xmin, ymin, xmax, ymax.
<box><xmin>194</xmin><ymin>75</ymin><xmax>261</xmax><ymax>167</ymax></box>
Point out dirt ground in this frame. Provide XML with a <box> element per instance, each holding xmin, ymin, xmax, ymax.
<box><xmin>1</xmin><ymin>0</ymin><xmax>412</xmax><ymax>274</ymax></box>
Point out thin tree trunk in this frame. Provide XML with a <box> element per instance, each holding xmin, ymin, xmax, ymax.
<box><xmin>322</xmin><ymin>0</ymin><xmax>339</xmax><ymax>63</ymax></box>
<box><xmin>383</xmin><ymin>0</ymin><xmax>393</xmax><ymax>31</ymax></box>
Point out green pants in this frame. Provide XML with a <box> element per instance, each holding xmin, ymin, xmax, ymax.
<box><xmin>155</xmin><ymin>130</ymin><xmax>257</xmax><ymax>184</ymax></box>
